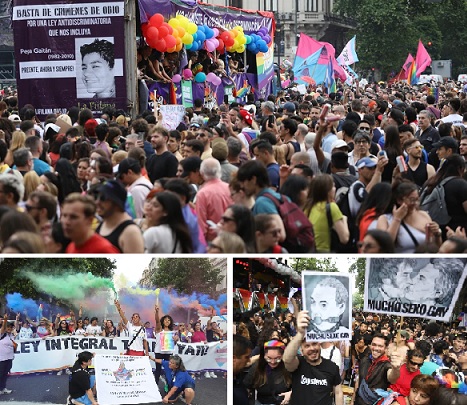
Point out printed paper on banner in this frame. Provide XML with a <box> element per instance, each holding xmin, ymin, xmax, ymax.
<box><xmin>95</xmin><ymin>354</ymin><xmax>161</xmax><ymax>405</ymax></box>
<box><xmin>301</xmin><ymin>271</ymin><xmax>352</xmax><ymax>342</ymax></box>
<box><xmin>12</xmin><ymin>0</ymin><xmax>127</xmax><ymax>118</ymax></box>
<box><xmin>364</xmin><ymin>258</ymin><xmax>467</xmax><ymax>321</ymax></box>
<box><xmin>159</xmin><ymin>104</ymin><xmax>186</xmax><ymax>130</ymax></box>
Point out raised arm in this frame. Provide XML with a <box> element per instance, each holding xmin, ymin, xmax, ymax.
<box><xmin>154</xmin><ymin>305</ymin><xmax>162</xmax><ymax>333</ymax></box>
<box><xmin>1</xmin><ymin>314</ymin><xmax>8</xmax><ymax>334</ymax></box>
<box><xmin>283</xmin><ymin>310</ymin><xmax>309</xmax><ymax>372</ymax></box>
<box><xmin>114</xmin><ymin>300</ymin><xmax>128</xmax><ymax>325</ymax></box>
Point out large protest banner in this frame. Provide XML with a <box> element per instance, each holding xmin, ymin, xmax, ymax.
<box><xmin>95</xmin><ymin>355</ymin><xmax>162</xmax><ymax>405</ymax></box>
<box><xmin>10</xmin><ymin>336</ymin><xmax>227</xmax><ymax>374</ymax></box>
<box><xmin>12</xmin><ymin>0</ymin><xmax>127</xmax><ymax>117</ymax></box>
<box><xmin>301</xmin><ymin>271</ymin><xmax>352</xmax><ymax>342</ymax></box>
<box><xmin>364</xmin><ymin>258</ymin><xmax>467</xmax><ymax>321</ymax></box>
<box><xmin>138</xmin><ymin>0</ymin><xmax>275</xmax><ymax>99</ymax></box>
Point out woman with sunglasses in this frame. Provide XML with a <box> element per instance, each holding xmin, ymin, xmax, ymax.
<box><xmin>217</xmin><ymin>204</ymin><xmax>256</xmax><ymax>252</ymax></box>
<box><xmin>73</xmin><ymin>319</ymin><xmax>86</xmax><ymax>336</ymax></box>
<box><xmin>255</xmin><ymin>214</ymin><xmax>288</xmax><ymax>253</ymax></box>
<box><xmin>244</xmin><ymin>340</ymin><xmax>292</xmax><ymax>405</ymax></box>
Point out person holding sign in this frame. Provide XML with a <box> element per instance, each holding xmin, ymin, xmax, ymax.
<box><xmin>354</xmin><ymin>334</ymin><xmax>404</xmax><ymax>405</ymax></box>
<box><xmin>114</xmin><ymin>300</ymin><xmax>148</xmax><ymax>357</ymax></box>
<box><xmin>283</xmin><ymin>311</ymin><xmax>343</xmax><ymax>405</ymax></box>
<box><xmin>149</xmin><ymin>354</ymin><xmax>195</xmax><ymax>405</ymax></box>
<box><xmin>67</xmin><ymin>351</ymin><xmax>97</xmax><ymax>405</ymax></box>
<box><xmin>154</xmin><ymin>305</ymin><xmax>178</xmax><ymax>383</ymax></box>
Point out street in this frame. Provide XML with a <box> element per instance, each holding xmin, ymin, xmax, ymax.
<box><xmin>0</xmin><ymin>370</ymin><xmax>227</xmax><ymax>405</ymax></box>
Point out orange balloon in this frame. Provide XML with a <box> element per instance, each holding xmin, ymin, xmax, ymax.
<box><xmin>177</xmin><ymin>27</ymin><xmax>186</xmax><ymax>37</ymax></box>
<box><xmin>175</xmin><ymin>43</ymin><xmax>183</xmax><ymax>52</ymax></box>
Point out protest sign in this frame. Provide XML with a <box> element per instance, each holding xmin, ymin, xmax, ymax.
<box><xmin>159</xmin><ymin>104</ymin><xmax>186</xmax><ymax>130</ymax></box>
<box><xmin>301</xmin><ymin>272</ymin><xmax>352</xmax><ymax>342</ymax></box>
<box><xmin>10</xmin><ymin>336</ymin><xmax>227</xmax><ymax>374</ymax></box>
<box><xmin>95</xmin><ymin>354</ymin><xmax>161</xmax><ymax>405</ymax></box>
<box><xmin>364</xmin><ymin>258</ymin><xmax>467</xmax><ymax>321</ymax></box>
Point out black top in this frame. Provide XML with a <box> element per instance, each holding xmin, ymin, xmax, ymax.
<box><xmin>244</xmin><ymin>362</ymin><xmax>291</xmax><ymax>404</ymax></box>
<box><xmin>146</xmin><ymin>151</ymin><xmax>179</xmax><ymax>184</ymax></box>
<box><xmin>69</xmin><ymin>362</ymin><xmax>91</xmax><ymax>399</ymax></box>
<box><xmin>402</xmin><ymin>161</ymin><xmax>428</xmax><ymax>188</ymax></box>
<box><xmin>444</xmin><ymin>177</ymin><xmax>467</xmax><ymax>230</ymax></box>
<box><xmin>290</xmin><ymin>357</ymin><xmax>340</xmax><ymax>405</ymax></box>
<box><xmin>96</xmin><ymin>219</ymin><xmax>135</xmax><ymax>253</ymax></box>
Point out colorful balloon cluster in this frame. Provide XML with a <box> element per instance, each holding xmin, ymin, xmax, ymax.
<box><xmin>142</xmin><ymin>14</ymin><xmax>272</xmax><ymax>55</ymax></box>
<box><xmin>143</xmin><ymin>13</ymin><xmax>184</xmax><ymax>53</ymax></box>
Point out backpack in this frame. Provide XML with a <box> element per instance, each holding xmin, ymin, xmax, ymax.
<box><xmin>263</xmin><ymin>192</ymin><xmax>316</xmax><ymax>253</ymax></box>
<box><xmin>332</xmin><ymin>187</ymin><xmax>358</xmax><ymax>253</ymax></box>
<box><xmin>419</xmin><ymin>176</ymin><xmax>455</xmax><ymax>226</ymax></box>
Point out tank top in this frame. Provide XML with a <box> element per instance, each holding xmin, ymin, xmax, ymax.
<box><xmin>403</xmin><ymin>161</ymin><xmax>428</xmax><ymax>188</ymax></box>
<box><xmin>96</xmin><ymin>219</ymin><xmax>135</xmax><ymax>253</ymax></box>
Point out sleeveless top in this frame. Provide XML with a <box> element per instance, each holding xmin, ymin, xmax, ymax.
<box><xmin>96</xmin><ymin>219</ymin><xmax>135</xmax><ymax>253</ymax></box>
<box><xmin>402</xmin><ymin>161</ymin><xmax>428</xmax><ymax>188</ymax></box>
<box><xmin>384</xmin><ymin>214</ymin><xmax>425</xmax><ymax>253</ymax></box>
<box><xmin>285</xmin><ymin>141</ymin><xmax>301</xmax><ymax>165</ymax></box>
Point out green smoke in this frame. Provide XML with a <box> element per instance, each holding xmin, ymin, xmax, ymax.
<box><xmin>23</xmin><ymin>271</ymin><xmax>117</xmax><ymax>300</ymax></box>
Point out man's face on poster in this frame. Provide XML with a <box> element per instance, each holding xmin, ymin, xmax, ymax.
<box><xmin>82</xmin><ymin>52</ymin><xmax>115</xmax><ymax>97</ymax></box>
<box><xmin>309</xmin><ymin>285</ymin><xmax>345</xmax><ymax>331</ymax></box>
<box><xmin>407</xmin><ymin>264</ymin><xmax>439</xmax><ymax>302</ymax></box>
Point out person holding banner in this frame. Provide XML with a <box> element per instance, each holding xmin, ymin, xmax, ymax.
<box><xmin>149</xmin><ymin>354</ymin><xmax>195</xmax><ymax>405</ymax></box>
<box><xmin>114</xmin><ymin>300</ymin><xmax>149</xmax><ymax>357</ymax></box>
<box><xmin>67</xmin><ymin>351</ymin><xmax>97</xmax><ymax>405</ymax></box>
<box><xmin>0</xmin><ymin>314</ymin><xmax>17</xmax><ymax>395</ymax></box>
<box><xmin>283</xmin><ymin>311</ymin><xmax>343</xmax><ymax>405</ymax></box>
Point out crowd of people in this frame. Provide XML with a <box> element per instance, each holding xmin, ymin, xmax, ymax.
<box><xmin>234</xmin><ymin>307</ymin><xmax>467</xmax><ymax>405</ymax></box>
<box><xmin>0</xmin><ymin>300</ymin><xmax>226</xmax><ymax>402</ymax></box>
<box><xmin>0</xmin><ymin>78</ymin><xmax>467</xmax><ymax>253</ymax></box>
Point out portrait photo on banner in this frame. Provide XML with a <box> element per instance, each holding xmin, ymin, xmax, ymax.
<box><xmin>364</xmin><ymin>257</ymin><xmax>467</xmax><ymax>321</ymax></box>
<box><xmin>75</xmin><ymin>36</ymin><xmax>122</xmax><ymax>99</ymax></box>
<box><xmin>301</xmin><ymin>271</ymin><xmax>352</xmax><ymax>342</ymax></box>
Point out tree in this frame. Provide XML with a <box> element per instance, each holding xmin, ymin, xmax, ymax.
<box><xmin>292</xmin><ymin>258</ymin><xmax>341</xmax><ymax>273</ymax></box>
<box><xmin>332</xmin><ymin>0</ymin><xmax>455</xmax><ymax>78</ymax></box>
<box><xmin>353</xmin><ymin>292</ymin><xmax>364</xmax><ymax>309</ymax></box>
<box><xmin>0</xmin><ymin>258</ymin><xmax>116</xmax><ymax>312</ymax></box>
<box><xmin>142</xmin><ymin>258</ymin><xmax>225</xmax><ymax>297</ymax></box>
<box><xmin>349</xmin><ymin>257</ymin><xmax>366</xmax><ymax>296</ymax></box>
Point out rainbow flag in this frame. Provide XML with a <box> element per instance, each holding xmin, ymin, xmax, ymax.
<box><xmin>407</xmin><ymin>58</ymin><xmax>418</xmax><ymax>85</ymax></box>
<box><xmin>160</xmin><ymin>331</ymin><xmax>175</xmax><ymax>352</ymax></box>
<box><xmin>428</xmin><ymin>87</ymin><xmax>439</xmax><ymax>103</ymax></box>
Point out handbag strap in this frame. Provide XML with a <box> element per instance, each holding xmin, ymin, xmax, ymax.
<box><xmin>401</xmin><ymin>221</ymin><xmax>419</xmax><ymax>247</ymax></box>
<box><xmin>128</xmin><ymin>326</ymin><xmax>144</xmax><ymax>348</ymax></box>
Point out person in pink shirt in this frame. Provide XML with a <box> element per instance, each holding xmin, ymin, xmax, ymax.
<box><xmin>190</xmin><ymin>321</ymin><xmax>207</xmax><ymax>344</ymax></box>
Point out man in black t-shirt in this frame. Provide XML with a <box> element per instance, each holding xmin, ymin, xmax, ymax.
<box><xmin>283</xmin><ymin>311</ymin><xmax>343</xmax><ymax>405</ymax></box>
<box><xmin>68</xmin><ymin>351</ymin><xmax>97</xmax><ymax>405</ymax></box>
<box><xmin>146</xmin><ymin>126</ymin><xmax>179</xmax><ymax>183</ymax></box>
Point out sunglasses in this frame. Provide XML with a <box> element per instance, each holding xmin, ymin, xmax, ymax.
<box><xmin>265</xmin><ymin>356</ymin><xmax>282</xmax><ymax>364</ymax></box>
<box><xmin>409</xmin><ymin>359</ymin><xmax>423</xmax><ymax>368</ymax></box>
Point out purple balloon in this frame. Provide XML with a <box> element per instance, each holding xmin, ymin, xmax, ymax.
<box><xmin>172</xmin><ymin>74</ymin><xmax>182</xmax><ymax>83</ymax></box>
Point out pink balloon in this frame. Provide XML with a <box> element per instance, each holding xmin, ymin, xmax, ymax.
<box><xmin>183</xmin><ymin>69</ymin><xmax>193</xmax><ymax>79</ymax></box>
<box><xmin>212</xmin><ymin>28</ymin><xmax>219</xmax><ymax>37</ymax></box>
<box><xmin>206</xmin><ymin>72</ymin><xmax>215</xmax><ymax>83</ymax></box>
<box><xmin>205</xmin><ymin>40</ymin><xmax>216</xmax><ymax>52</ymax></box>
<box><xmin>213</xmin><ymin>76</ymin><xmax>222</xmax><ymax>86</ymax></box>
<box><xmin>172</xmin><ymin>74</ymin><xmax>182</xmax><ymax>83</ymax></box>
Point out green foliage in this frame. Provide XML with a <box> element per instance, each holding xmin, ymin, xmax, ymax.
<box><xmin>349</xmin><ymin>258</ymin><xmax>366</xmax><ymax>296</ymax></box>
<box><xmin>353</xmin><ymin>292</ymin><xmax>364</xmax><ymax>309</ymax></box>
<box><xmin>292</xmin><ymin>258</ymin><xmax>340</xmax><ymax>273</ymax></box>
<box><xmin>0</xmin><ymin>258</ymin><xmax>116</xmax><ymax>308</ymax></box>
<box><xmin>333</xmin><ymin>0</ymin><xmax>467</xmax><ymax>77</ymax></box>
<box><xmin>144</xmin><ymin>258</ymin><xmax>225</xmax><ymax>296</ymax></box>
